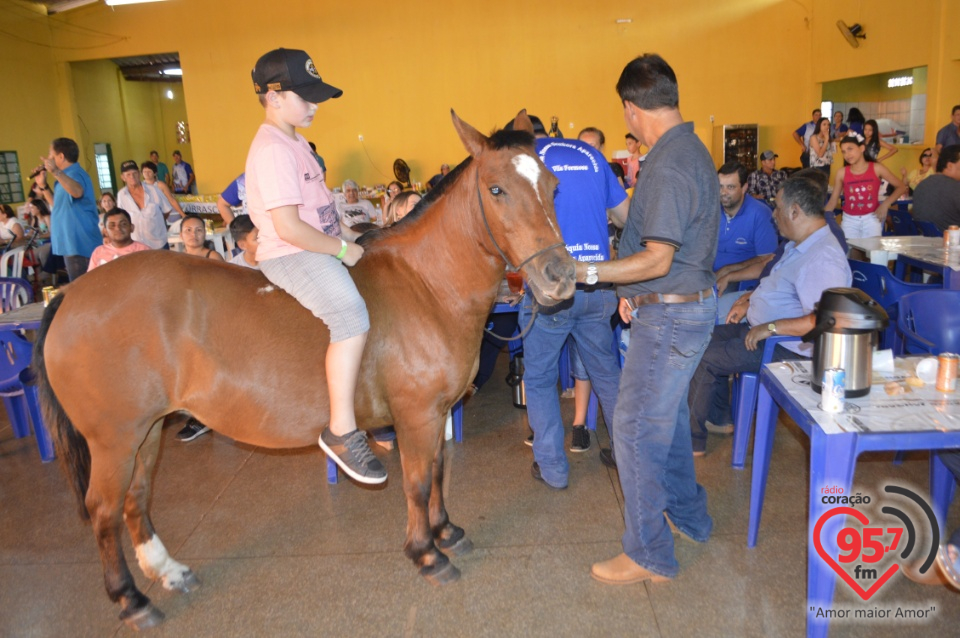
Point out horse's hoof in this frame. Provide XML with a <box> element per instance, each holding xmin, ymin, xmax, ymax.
<box><xmin>120</xmin><ymin>603</ymin><xmax>165</xmax><ymax>631</ymax></box>
<box><xmin>421</xmin><ymin>561</ymin><xmax>461</xmax><ymax>586</ymax></box>
<box><xmin>174</xmin><ymin>569</ymin><xmax>202</xmax><ymax>593</ymax></box>
<box><xmin>439</xmin><ymin>536</ymin><xmax>474</xmax><ymax>557</ymax></box>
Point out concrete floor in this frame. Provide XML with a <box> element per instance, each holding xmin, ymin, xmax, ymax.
<box><xmin>2</xmin><ymin>357</ymin><xmax>959</xmax><ymax>637</ymax></box>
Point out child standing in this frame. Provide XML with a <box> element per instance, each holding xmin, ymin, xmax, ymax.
<box><xmin>823</xmin><ymin>134</ymin><xmax>906</xmax><ymax>239</ymax></box>
<box><xmin>245</xmin><ymin>48</ymin><xmax>385</xmax><ymax>484</ymax></box>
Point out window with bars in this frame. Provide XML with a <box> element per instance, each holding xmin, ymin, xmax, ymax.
<box><xmin>0</xmin><ymin>151</ymin><xmax>25</xmax><ymax>205</ymax></box>
<box><xmin>93</xmin><ymin>143</ymin><xmax>116</xmax><ymax>194</ymax></box>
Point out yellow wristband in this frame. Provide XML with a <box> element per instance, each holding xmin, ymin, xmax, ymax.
<box><xmin>335</xmin><ymin>239</ymin><xmax>348</xmax><ymax>260</ymax></box>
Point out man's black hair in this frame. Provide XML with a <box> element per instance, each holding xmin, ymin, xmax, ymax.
<box><xmin>616</xmin><ymin>54</ymin><xmax>679</xmax><ymax>110</ymax></box>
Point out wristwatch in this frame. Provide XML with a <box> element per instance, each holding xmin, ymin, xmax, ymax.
<box><xmin>767</xmin><ymin>322</ymin><xmax>778</xmax><ymax>335</ymax></box>
<box><xmin>585</xmin><ymin>264</ymin><xmax>599</xmax><ymax>285</ymax></box>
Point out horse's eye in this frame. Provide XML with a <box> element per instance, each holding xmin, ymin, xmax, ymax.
<box><xmin>489</xmin><ymin>186</ymin><xmax>502</xmax><ymax>196</ymax></box>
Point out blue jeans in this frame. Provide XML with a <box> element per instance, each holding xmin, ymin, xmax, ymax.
<box><xmin>687</xmin><ymin>324</ymin><xmax>804</xmax><ymax>453</ymax></box>
<box><xmin>519</xmin><ymin>289</ymin><xmax>621</xmax><ymax>488</ymax></box>
<box><xmin>614</xmin><ymin>296</ymin><xmax>715</xmax><ymax>577</ymax></box>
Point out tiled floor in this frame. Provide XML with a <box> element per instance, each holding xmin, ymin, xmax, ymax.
<box><xmin>2</xmin><ymin>358</ymin><xmax>959</xmax><ymax>637</ymax></box>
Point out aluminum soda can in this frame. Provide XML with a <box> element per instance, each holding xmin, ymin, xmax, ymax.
<box><xmin>821</xmin><ymin>368</ymin><xmax>845</xmax><ymax>413</ymax></box>
<box><xmin>42</xmin><ymin>286</ymin><xmax>55</xmax><ymax>307</ymax></box>
<box><xmin>947</xmin><ymin>226</ymin><xmax>960</xmax><ymax>248</ymax></box>
<box><xmin>936</xmin><ymin>353</ymin><xmax>959</xmax><ymax>393</ymax></box>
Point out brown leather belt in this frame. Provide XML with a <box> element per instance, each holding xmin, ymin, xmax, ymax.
<box><xmin>626</xmin><ymin>287</ymin><xmax>714</xmax><ymax>308</ymax></box>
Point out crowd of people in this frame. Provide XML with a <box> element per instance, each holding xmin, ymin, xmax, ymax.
<box><xmin>14</xmin><ymin>44</ymin><xmax>960</xmax><ymax>589</ymax></box>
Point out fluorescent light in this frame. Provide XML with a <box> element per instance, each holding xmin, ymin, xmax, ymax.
<box><xmin>47</xmin><ymin>0</ymin><xmax>98</xmax><ymax>13</ymax></box>
<box><xmin>165</xmin><ymin>89</ymin><xmax>174</xmax><ymax>99</ymax></box>
<box><xmin>888</xmin><ymin>76</ymin><xmax>913</xmax><ymax>88</ymax></box>
<box><xmin>160</xmin><ymin>68</ymin><xmax>182</xmax><ymax>76</ymax></box>
<box><xmin>105</xmin><ymin>0</ymin><xmax>169</xmax><ymax>6</ymax></box>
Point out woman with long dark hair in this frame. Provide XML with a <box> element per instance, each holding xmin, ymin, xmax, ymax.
<box><xmin>808</xmin><ymin>117</ymin><xmax>833</xmax><ymax>176</ymax></box>
<box><xmin>846</xmin><ymin>107</ymin><xmax>866</xmax><ymax>136</ymax></box>
<box><xmin>863</xmin><ymin>119</ymin><xmax>897</xmax><ymax>162</ymax></box>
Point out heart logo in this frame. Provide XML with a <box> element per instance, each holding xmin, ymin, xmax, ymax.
<box><xmin>813</xmin><ymin>507</ymin><xmax>899</xmax><ymax>600</ymax></box>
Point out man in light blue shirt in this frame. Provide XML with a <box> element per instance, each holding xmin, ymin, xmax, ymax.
<box><xmin>33</xmin><ymin>137</ymin><xmax>102</xmax><ymax>281</ymax></box>
<box><xmin>686</xmin><ymin>175</ymin><xmax>851</xmax><ymax>455</ymax></box>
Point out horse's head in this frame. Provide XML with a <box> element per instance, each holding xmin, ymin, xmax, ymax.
<box><xmin>451</xmin><ymin>109</ymin><xmax>575</xmax><ymax>306</ymax></box>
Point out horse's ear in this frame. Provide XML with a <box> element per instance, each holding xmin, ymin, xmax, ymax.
<box><xmin>513</xmin><ymin>109</ymin><xmax>534</xmax><ymax>134</ymax></box>
<box><xmin>451</xmin><ymin>109</ymin><xmax>487</xmax><ymax>158</ymax></box>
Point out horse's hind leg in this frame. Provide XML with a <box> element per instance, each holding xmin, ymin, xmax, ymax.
<box><xmin>85</xmin><ymin>432</ymin><xmax>165</xmax><ymax>630</ymax></box>
<box><xmin>397</xmin><ymin>415</ymin><xmax>459</xmax><ymax>586</ymax></box>
<box><xmin>125</xmin><ymin>418</ymin><xmax>201</xmax><ymax>594</ymax></box>
<box><xmin>430</xmin><ymin>431</ymin><xmax>472</xmax><ymax>557</ymax></box>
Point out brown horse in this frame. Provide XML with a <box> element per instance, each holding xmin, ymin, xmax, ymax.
<box><xmin>35</xmin><ymin>111</ymin><xmax>575</xmax><ymax>630</ymax></box>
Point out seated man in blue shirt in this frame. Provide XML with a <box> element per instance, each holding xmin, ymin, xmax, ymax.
<box><xmin>714</xmin><ymin>162</ymin><xmax>778</xmax><ymax>311</ymax></box>
<box><xmin>687</xmin><ymin>175</ymin><xmax>852</xmax><ymax>456</ymax></box>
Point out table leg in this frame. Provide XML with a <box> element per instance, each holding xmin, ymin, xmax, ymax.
<box><xmin>943</xmin><ymin>267</ymin><xmax>960</xmax><ymax>291</ymax></box>
<box><xmin>747</xmin><ymin>380</ymin><xmax>779</xmax><ymax>547</ymax></box>
<box><xmin>807</xmin><ymin>428</ymin><xmax>857</xmax><ymax>638</ymax></box>
<box><xmin>930</xmin><ymin>454</ymin><xmax>957</xmax><ymax>533</ymax></box>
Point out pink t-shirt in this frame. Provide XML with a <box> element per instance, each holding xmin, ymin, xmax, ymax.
<box><xmin>245</xmin><ymin>124</ymin><xmax>340</xmax><ymax>261</ymax></box>
<box><xmin>87</xmin><ymin>241</ymin><xmax>151</xmax><ymax>271</ymax></box>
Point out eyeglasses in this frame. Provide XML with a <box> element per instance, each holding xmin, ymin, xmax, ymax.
<box><xmin>921</xmin><ymin>154</ymin><xmax>933</xmax><ymax>158</ymax></box>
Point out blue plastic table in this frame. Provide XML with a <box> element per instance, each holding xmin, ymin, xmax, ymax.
<box><xmin>748</xmin><ymin>358</ymin><xmax>960</xmax><ymax>638</ymax></box>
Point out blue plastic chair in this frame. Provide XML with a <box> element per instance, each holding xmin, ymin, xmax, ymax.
<box><xmin>897</xmin><ymin>289</ymin><xmax>960</xmax><ymax>355</ymax></box>
<box><xmin>730</xmin><ymin>335</ymin><xmax>801</xmax><ymax>469</ymax></box>
<box><xmin>0</xmin><ymin>276</ymin><xmax>33</xmax><ymax>311</ymax></box>
<box><xmin>885</xmin><ymin>210</ymin><xmax>918</xmax><ymax>236</ymax></box>
<box><xmin>848</xmin><ymin>259</ymin><xmax>936</xmax><ymax>350</ymax></box>
<box><xmin>914</xmin><ymin>219</ymin><xmax>942</xmax><ymax>238</ymax></box>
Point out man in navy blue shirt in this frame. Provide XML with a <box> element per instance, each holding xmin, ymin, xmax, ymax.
<box><xmin>515</xmin><ymin>114</ymin><xmax>629</xmax><ymax>490</ymax></box>
<box><xmin>714</xmin><ymin>161</ymin><xmax>778</xmax><ymax>286</ymax></box>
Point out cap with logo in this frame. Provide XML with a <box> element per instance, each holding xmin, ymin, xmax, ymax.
<box><xmin>251</xmin><ymin>48</ymin><xmax>343</xmax><ymax>104</ymax></box>
<box><xmin>759</xmin><ymin>150</ymin><xmax>778</xmax><ymax>161</ymax></box>
<box><xmin>120</xmin><ymin>160</ymin><xmax>139</xmax><ymax>173</ymax></box>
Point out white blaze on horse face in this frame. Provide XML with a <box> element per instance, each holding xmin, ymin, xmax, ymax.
<box><xmin>511</xmin><ymin>153</ymin><xmax>559</xmax><ymax>237</ymax></box>
<box><xmin>135</xmin><ymin>535</ymin><xmax>193</xmax><ymax>591</ymax></box>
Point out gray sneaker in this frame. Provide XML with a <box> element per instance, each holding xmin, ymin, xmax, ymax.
<box><xmin>319</xmin><ymin>429</ymin><xmax>387</xmax><ymax>485</ymax></box>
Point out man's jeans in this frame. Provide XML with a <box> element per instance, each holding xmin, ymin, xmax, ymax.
<box><xmin>64</xmin><ymin>255</ymin><xmax>89</xmax><ymax>282</ymax></box>
<box><xmin>687</xmin><ymin>323</ymin><xmax>805</xmax><ymax>453</ymax></box>
<box><xmin>519</xmin><ymin>288</ymin><xmax>621</xmax><ymax>488</ymax></box>
<box><xmin>614</xmin><ymin>295</ymin><xmax>715</xmax><ymax>577</ymax></box>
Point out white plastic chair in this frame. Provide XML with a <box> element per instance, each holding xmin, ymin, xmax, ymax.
<box><xmin>0</xmin><ymin>246</ymin><xmax>27</xmax><ymax>279</ymax></box>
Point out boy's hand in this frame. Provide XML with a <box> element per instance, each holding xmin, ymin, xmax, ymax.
<box><xmin>341</xmin><ymin>241</ymin><xmax>364</xmax><ymax>266</ymax></box>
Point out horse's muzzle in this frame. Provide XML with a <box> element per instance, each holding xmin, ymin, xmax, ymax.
<box><xmin>527</xmin><ymin>253</ymin><xmax>576</xmax><ymax>306</ymax></box>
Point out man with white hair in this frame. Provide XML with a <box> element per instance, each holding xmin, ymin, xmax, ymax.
<box><xmin>335</xmin><ymin>179</ymin><xmax>375</xmax><ymax>227</ymax></box>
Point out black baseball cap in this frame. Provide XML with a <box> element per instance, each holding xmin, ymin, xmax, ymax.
<box><xmin>252</xmin><ymin>48</ymin><xmax>343</xmax><ymax>104</ymax></box>
<box><xmin>120</xmin><ymin>160</ymin><xmax>138</xmax><ymax>173</ymax></box>
<box><xmin>759</xmin><ymin>150</ymin><xmax>778</xmax><ymax>161</ymax></box>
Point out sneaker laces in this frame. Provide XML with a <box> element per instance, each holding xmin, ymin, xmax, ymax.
<box><xmin>343</xmin><ymin>431</ymin><xmax>379</xmax><ymax>470</ymax></box>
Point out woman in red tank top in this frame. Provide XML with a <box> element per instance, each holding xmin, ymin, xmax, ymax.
<box><xmin>823</xmin><ymin>134</ymin><xmax>907</xmax><ymax>239</ymax></box>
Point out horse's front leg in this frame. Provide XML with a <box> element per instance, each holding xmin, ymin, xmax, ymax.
<box><xmin>430</xmin><ymin>421</ymin><xmax>473</xmax><ymax>557</ymax></box>
<box><xmin>397</xmin><ymin>413</ymin><xmax>460</xmax><ymax>586</ymax></box>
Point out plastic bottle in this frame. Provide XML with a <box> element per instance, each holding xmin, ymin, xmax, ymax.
<box><xmin>374</xmin><ymin>204</ymin><xmax>382</xmax><ymax>225</ymax></box>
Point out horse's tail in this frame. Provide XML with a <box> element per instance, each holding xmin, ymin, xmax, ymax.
<box><xmin>33</xmin><ymin>291</ymin><xmax>91</xmax><ymax>521</ymax></box>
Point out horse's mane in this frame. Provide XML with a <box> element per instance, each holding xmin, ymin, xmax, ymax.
<box><xmin>356</xmin><ymin>128</ymin><xmax>536</xmax><ymax>247</ymax></box>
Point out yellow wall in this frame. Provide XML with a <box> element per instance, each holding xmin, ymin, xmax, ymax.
<box><xmin>70</xmin><ymin>59</ymin><xmax>189</xmax><ymax>193</ymax></box>
<box><xmin>3</xmin><ymin>0</ymin><xmax>816</xmax><ymax>195</ymax></box>
<box><xmin>811</xmin><ymin>0</ymin><xmax>958</xmax><ymax>177</ymax></box>
<box><xmin>0</xmin><ymin>1</ymin><xmax>71</xmax><ymax>202</ymax></box>
<box><xmin>3</xmin><ymin>0</ymin><xmax>955</xmax><ymax>200</ymax></box>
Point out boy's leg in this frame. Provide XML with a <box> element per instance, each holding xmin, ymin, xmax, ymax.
<box><xmin>327</xmin><ymin>332</ymin><xmax>366</xmax><ymax>437</ymax></box>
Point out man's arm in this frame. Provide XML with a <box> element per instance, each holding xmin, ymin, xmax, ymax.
<box><xmin>744</xmin><ymin>313</ymin><xmax>815</xmax><ymax>351</ymax></box>
<box><xmin>40</xmin><ymin>158</ymin><xmax>84</xmax><ymax>199</ymax></box>
<box><xmin>793</xmin><ymin>128</ymin><xmax>805</xmax><ymax>150</ymax></box>
<box><xmin>575</xmin><ymin>240</ymin><xmax>674</xmax><ymax>285</ymax></box>
<box><xmin>607</xmin><ymin>197</ymin><xmax>629</xmax><ymax>228</ymax></box>
<box><xmin>217</xmin><ymin>195</ymin><xmax>236</xmax><ymax>224</ymax></box>
<box><xmin>715</xmin><ymin>253</ymin><xmax>775</xmax><ymax>292</ymax></box>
